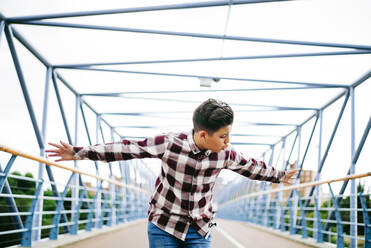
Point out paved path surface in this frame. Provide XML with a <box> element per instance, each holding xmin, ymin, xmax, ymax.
<box><xmin>62</xmin><ymin>219</ymin><xmax>312</xmax><ymax>248</ymax></box>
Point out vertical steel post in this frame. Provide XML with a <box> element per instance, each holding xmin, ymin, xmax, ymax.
<box><xmin>71</xmin><ymin>187</ymin><xmax>87</xmax><ymax>235</ymax></box>
<box><xmin>328</xmin><ymin>184</ymin><xmax>344</xmax><ymax>248</ymax></box>
<box><xmin>119</xmin><ymin>162</ymin><xmax>126</xmax><ymax>222</ymax></box>
<box><xmin>50</xmin><ymin>173</ymin><xmax>75</xmax><ymax>240</ymax></box>
<box><xmin>270</xmin><ymin>193</ymin><xmax>276</xmax><ymax>228</ymax></box>
<box><xmin>72</xmin><ymin>95</ymin><xmax>80</xmax><ymax>234</ymax></box>
<box><xmin>349</xmin><ymin>87</ymin><xmax>357</xmax><ymax>248</ymax></box>
<box><xmin>297</xmin><ymin>126</ymin><xmax>301</xmax><ymax>167</ymax></box>
<box><xmin>289</xmin><ymin>196</ymin><xmax>295</xmax><ymax>235</ymax></box>
<box><xmin>280</xmin><ymin>194</ymin><xmax>286</xmax><ymax>232</ymax></box>
<box><xmin>33</xmin><ymin>67</ymin><xmax>52</xmax><ymax>242</ymax></box>
<box><xmin>86</xmin><ymin>181</ymin><xmax>102</xmax><ymax>231</ymax></box>
<box><xmin>95</xmin><ymin>115</ymin><xmax>102</xmax><ymax>228</ymax></box>
<box><xmin>314</xmin><ymin>195</ymin><xmax>323</xmax><ymax>242</ymax></box>
<box><xmin>293</xmin><ymin>127</ymin><xmax>301</xmax><ymax>233</ymax></box>
<box><xmin>358</xmin><ymin>192</ymin><xmax>371</xmax><ymax>248</ymax></box>
<box><xmin>263</xmin><ymin>146</ymin><xmax>274</xmax><ymax>226</ymax></box>
<box><xmin>276</xmin><ymin>139</ymin><xmax>285</xmax><ymax>230</ymax></box>
<box><xmin>21</xmin><ymin>180</ymin><xmax>44</xmax><ymax>247</ymax></box>
<box><xmin>0</xmin><ymin>21</ymin><xmax>4</xmax><ymax>47</ymax></box>
<box><xmin>98</xmin><ymin>191</ymin><xmax>109</xmax><ymax>228</ymax></box>
<box><xmin>314</xmin><ymin>109</ymin><xmax>322</xmax><ymax>241</ymax></box>
<box><xmin>295</xmin><ymin>190</ymin><xmax>307</xmax><ymax>238</ymax></box>
<box><xmin>276</xmin><ymin>184</ymin><xmax>282</xmax><ymax>230</ymax></box>
<box><xmin>281</xmin><ymin>138</ymin><xmax>286</xmax><ymax>170</ymax></box>
<box><xmin>110</xmin><ymin>129</ymin><xmax>116</xmax><ymax>225</ymax></box>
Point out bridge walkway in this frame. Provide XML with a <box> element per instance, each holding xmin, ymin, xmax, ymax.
<box><xmin>61</xmin><ymin>219</ymin><xmax>313</xmax><ymax>248</ymax></box>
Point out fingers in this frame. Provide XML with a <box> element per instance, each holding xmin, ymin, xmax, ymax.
<box><xmin>48</xmin><ymin>142</ymin><xmax>63</xmax><ymax>149</ymax></box>
<box><xmin>60</xmin><ymin>140</ymin><xmax>71</xmax><ymax>148</ymax></box>
<box><xmin>289</xmin><ymin>168</ymin><xmax>300</xmax><ymax>176</ymax></box>
<box><xmin>45</xmin><ymin>149</ymin><xmax>59</xmax><ymax>153</ymax></box>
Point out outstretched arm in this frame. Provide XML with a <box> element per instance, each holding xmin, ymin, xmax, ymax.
<box><xmin>225</xmin><ymin>149</ymin><xmax>299</xmax><ymax>185</ymax></box>
<box><xmin>46</xmin><ymin>135</ymin><xmax>169</xmax><ymax>163</ymax></box>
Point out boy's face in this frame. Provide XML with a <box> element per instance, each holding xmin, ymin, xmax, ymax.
<box><xmin>204</xmin><ymin>125</ymin><xmax>231</xmax><ymax>153</ymax></box>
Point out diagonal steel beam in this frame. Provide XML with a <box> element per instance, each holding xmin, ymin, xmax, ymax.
<box><xmin>351</xmin><ymin>69</ymin><xmax>371</xmax><ymax>88</ymax></box>
<box><xmin>300</xmin><ymin>89</ymin><xmax>350</xmax><ymax>212</ymax></box>
<box><xmin>324</xmin><ymin>115</ymin><xmax>371</xmax><ymax>232</ymax></box>
<box><xmin>11</xmin><ymin>26</ymin><xmax>51</xmax><ymax>67</ymax></box>
<box><xmin>4</xmin><ymin>25</ymin><xmax>71</xmax><ymax>234</ymax></box>
<box><xmin>13</xmin><ymin>20</ymin><xmax>371</xmax><ymax>51</ymax></box>
<box><xmin>7</xmin><ymin>0</ymin><xmax>294</xmax><ymax>21</ymax></box>
<box><xmin>4</xmin><ymin>25</ymin><xmax>44</xmax><ymax>149</ymax></box>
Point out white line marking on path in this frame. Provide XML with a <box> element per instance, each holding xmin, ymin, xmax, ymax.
<box><xmin>215</xmin><ymin>225</ymin><xmax>245</xmax><ymax>248</ymax></box>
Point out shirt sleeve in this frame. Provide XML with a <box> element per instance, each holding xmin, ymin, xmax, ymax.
<box><xmin>72</xmin><ymin>134</ymin><xmax>169</xmax><ymax>162</ymax></box>
<box><xmin>225</xmin><ymin>148</ymin><xmax>285</xmax><ymax>183</ymax></box>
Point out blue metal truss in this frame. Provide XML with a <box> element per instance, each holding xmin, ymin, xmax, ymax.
<box><xmin>0</xmin><ymin>2</ymin><xmax>370</xmax><ymax>247</ymax></box>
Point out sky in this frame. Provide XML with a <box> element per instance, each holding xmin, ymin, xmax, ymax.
<box><xmin>0</xmin><ymin>0</ymin><xmax>370</xmax><ymax>195</ymax></box>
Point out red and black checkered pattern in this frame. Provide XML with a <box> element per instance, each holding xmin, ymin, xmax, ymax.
<box><xmin>73</xmin><ymin>131</ymin><xmax>285</xmax><ymax>241</ymax></box>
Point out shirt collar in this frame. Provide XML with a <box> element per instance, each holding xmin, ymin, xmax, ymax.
<box><xmin>187</xmin><ymin>130</ymin><xmax>212</xmax><ymax>156</ymax></box>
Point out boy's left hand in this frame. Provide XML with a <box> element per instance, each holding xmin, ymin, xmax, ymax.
<box><xmin>281</xmin><ymin>168</ymin><xmax>300</xmax><ymax>185</ymax></box>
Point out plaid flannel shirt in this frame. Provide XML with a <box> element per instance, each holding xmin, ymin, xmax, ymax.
<box><xmin>73</xmin><ymin>131</ymin><xmax>286</xmax><ymax>241</ymax></box>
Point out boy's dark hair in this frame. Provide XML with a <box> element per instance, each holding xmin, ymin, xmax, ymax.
<box><xmin>193</xmin><ymin>98</ymin><xmax>234</xmax><ymax>134</ymax></box>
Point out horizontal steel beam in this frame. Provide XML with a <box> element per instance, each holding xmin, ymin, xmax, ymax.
<box><xmin>81</xmin><ymin>86</ymin><xmax>337</xmax><ymax>97</ymax></box>
<box><xmin>55</xmin><ymin>50</ymin><xmax>371</xmax><ymax>68</ymax></box>
<box><xmin>14</xmin><ymin>20</ymin><xmax>371</xmax><ymax>51</ymax></box>
<box><xmin>64</xmin><ymin>67</ymin><xmax>347</xmax><ymax>88</ymax></box>
<box><xmin>119</xmin><ymin>133</ymin><xmax>281</xmax><ymax>139</ymax></box>
<box><xmin>100</xmin><ymin>94</ymin><xmax>318</xmax><ymax>111</ymax></box>
<box><xmin>7</xmin><ymin>0</ymin><xmax>293</xmax><ymax>21</ymax></box>
<box><xmin>114</xmin><ymin>121</ymin><xmax>295</xmax><ymax>129</ymax></box>
<box><xmin>232</xmin><ymin>142</ymin><xmax>272</xmax><ymax>146</ymax></box>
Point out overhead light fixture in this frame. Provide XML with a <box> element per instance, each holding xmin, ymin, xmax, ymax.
<box><xmin>199</xmin><ymin>77</ymin><xmax>220</xmax><ymax>87</ymax></box>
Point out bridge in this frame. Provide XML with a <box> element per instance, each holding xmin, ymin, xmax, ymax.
<box><xmin>0</xmin><ymin>1</ymin><xmax>370</xmax><ymax>248</ymax></box>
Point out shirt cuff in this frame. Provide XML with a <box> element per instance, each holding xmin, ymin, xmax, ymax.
<box><xmin>72</xmin><ymin>147</ymin><xmax>84</xmax><ymax>160</ymax></box>
<box><xmin>278</xmin><ymin>170</ymin><xmax>286</xmax><ymax>183</ymax></box>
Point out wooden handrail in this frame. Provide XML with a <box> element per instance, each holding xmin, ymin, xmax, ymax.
<box><xmin>0</xmin><ymin>145</ymin><xmax>150</xmax><ymax>195</ymax></box>
<box><xmin>220</xmin><ymin>171</ymin><xmax>371</xmax><ymax>206</ymax></box>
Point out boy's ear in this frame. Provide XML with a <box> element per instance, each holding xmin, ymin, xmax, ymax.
<box><xmin>199</xmin><ymin>130</ymin><xmax>207</xmax><ymax>139</ymax></box>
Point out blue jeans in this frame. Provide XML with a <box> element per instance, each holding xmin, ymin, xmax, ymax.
<box><xmin>147</xmin><ymin>221</ymin><xmax>212</xmax><ymax>248</ymax></box>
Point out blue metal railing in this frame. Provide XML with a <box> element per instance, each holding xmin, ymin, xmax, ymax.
<box><xmin>218</xmin><ymin>172</ymin><xmax>371</xmax><ymax>248</ymax></box>
<box><xmin>0</xmin><ymin>145</ymin><xmax>151</xmax><ymax>247</ymax></box>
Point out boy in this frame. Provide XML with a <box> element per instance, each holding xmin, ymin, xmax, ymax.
<box><xmin>46</xmin><ymin>98</ymin><xmax>299</xmax><ymax>248</ymax></box>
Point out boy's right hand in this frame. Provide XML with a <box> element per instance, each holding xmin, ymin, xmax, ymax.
<box><xmin>45</xmin><ymin>141</ymin><xmax>75</xmax><ymax>162</ymax></box>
